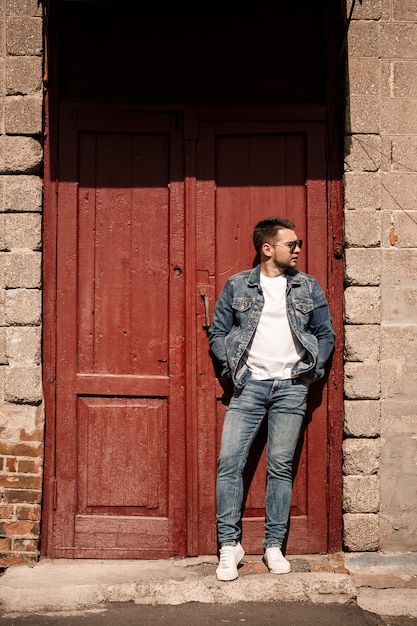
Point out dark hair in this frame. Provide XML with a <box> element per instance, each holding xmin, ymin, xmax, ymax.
<box><xmin>253</xmin><ymin>216</ymin><xmax>295</xmax><ymax>254</ymax></box>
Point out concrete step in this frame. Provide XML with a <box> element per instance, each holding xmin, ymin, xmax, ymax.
<box><xmin>0</xmin><ymin>552</ymin><xmax>416</xmax><ymax>618</ymax></box>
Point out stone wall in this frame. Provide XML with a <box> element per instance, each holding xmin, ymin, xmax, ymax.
<box><xmin>343</xmin><ymin>0</ymin><xmax>417</xmax><ymax>552</ymax></box>
<box><xmin>0</xmin><ymin>0</ymin><xmax>44</xmax><ymax>564</ymax></box>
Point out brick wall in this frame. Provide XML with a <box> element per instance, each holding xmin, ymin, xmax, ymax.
<box><xmin>0</xmin><ymin>0</ymin><xmax>44</xmax><ymax>564</ymax></box>
<box><xmin>343</xmin><ymin>0</ymin><xmax>417</xmax><ymax>551</ymax></box>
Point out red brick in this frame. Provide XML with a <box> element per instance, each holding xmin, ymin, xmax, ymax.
<box><xmin>5</xmin><ymin>457</ymin><xmax>17</xmax><ymax>472</ymax></box>
<box><xmin>0</xmin><ymin>442</ymin><xmax>43</xmax><ymax>457</ymax></box>
<box><xmin>17</xmin><ymin>459</ymin><xmax>42</xmax><ymax>474</ymax></box>
<box><xmin>0</xmin><ymin>475</ymin><xmax>42</xmax><ymax>489</ymax></box>
<box><xmin>0</xmin><ymin>554</ymin><xmax>36</xmax><ymax>566</ymax></box>
<box><xmin>0</xmin><ymin>538</ymin><xmax>11</xmax><ymax>550</ymax></box>
<box><xmin>0</xmin><ymin>506</ymin><xmax>14</xmax><ymax>519</ymax></box>
<box><xmin>13</xmin><ymin>539</ymin><xmax>39</xmax><ymax>552</ymax></box>
<box><xmin>3</xmin><ymin>489</ymin><xmax>42</xmax><ymax>504</ymax></box>
<box><xmin>3</xmin><ymin>520</ymin><xmax>39</xmax><ymax>536</ymax></box>
<box><xmin>16</xmin><ymin>505</ymin><xmax>40</xmax><ymax>521</ymax></box>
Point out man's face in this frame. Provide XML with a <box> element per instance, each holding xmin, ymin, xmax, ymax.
<box><xmin>264</xmin><ymin>228</ymin><xmax>303</xmax><ymax>271</ymax></box>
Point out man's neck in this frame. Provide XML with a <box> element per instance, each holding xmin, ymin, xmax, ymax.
<box><xmin>260</xmin><ymin>261</ymin><xmax>286</xmax><ymax>278</ymax></box>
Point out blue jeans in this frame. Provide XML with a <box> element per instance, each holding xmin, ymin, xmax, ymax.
<box><xmin>216</xmin><ymin>377</ymin><xmax>309</xmax><ymax>549</ymax></box>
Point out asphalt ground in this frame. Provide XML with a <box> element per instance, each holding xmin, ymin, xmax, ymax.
<box><xmin>1</xmin><ymin>602</ymin><xmax>417</xmax><ymax>626</ymax></box>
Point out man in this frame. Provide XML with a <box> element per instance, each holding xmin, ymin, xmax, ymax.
<box><xmin>208</xmin><ymin>216</ymin><xmax>335</xmax><ymax>582</ymax></box>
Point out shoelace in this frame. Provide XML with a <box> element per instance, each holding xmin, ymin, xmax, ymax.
<box><xmin>219</xmin><ymin>548</ymin><xmax>234</xmax><ymax>567</ymax></box>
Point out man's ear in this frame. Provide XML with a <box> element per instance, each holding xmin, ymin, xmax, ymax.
<box><xmin>262</xmin><ymin>242</ymin><xmax>272</xmax><ymax>259</ymax></box>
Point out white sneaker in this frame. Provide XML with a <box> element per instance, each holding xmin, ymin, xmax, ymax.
<box><xmin>264</xmin><ymin>547</ymin><xmax>291</xmax><ymax>574</ymax></box>
<box><xmin>216</xmin><ymin>543</ymin><xmax>245</xmax><ymax>581</ymax></box>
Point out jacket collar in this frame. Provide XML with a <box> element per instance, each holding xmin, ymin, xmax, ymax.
<box><xmin>248</xmin><ymin>264</ymin><xmax>300</xmax><ymax>288</ymax></box>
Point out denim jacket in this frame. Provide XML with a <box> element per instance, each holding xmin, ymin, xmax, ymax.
<box><xmin>208</xmin><ymin>264</ymin><xmax>336</xmax><ymax>389</ymax></box>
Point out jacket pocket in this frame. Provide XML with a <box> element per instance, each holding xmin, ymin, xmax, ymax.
<box><xmin>232</xmin><ymin>297</ymin><xmax>253</xmax><ymax>325</ymax></box>
<box><xmin>232</xmin><ymin>298</ymin><xmax>253</xmax><ymax>312</ymax></box>
<box><xmin>294</xmin><ymin>299</ymin><xmax>314</xmax><ymax>314</ymax></box>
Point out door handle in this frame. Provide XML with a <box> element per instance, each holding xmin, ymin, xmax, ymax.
<box><xmin>201</xmin><ymin>294</ymin><xmax>210</xmax><ymax>330</ymax></box>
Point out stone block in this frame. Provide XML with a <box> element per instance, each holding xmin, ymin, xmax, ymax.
<box><xmin>379</xmin><ymin>513</ymin><xmax>417</xmax><ymax>552</ymax></box>
<box><xmin>345</xmin><ymin>362</ymin><xmax>380</xmax><ymax>399</ymax></box>
<box><xmin>381</xmin><ymin>209</ymin><xmax>417</xmax><ymax>247</ymax></box>
<box><xmin>0</xmin><ymin>402</ymin><xmax>43</xmax><ymax>439</ymax></box>
<box><xmin>391</xmin><ymin>61</ymin><xmax>417</xmax><ymax>98</ymax></box>
<box><xmin>5</xmin><ymin>327</ymin><xmax>41</xmax><ymax>364</ymax></box>
<box><xmin>3</xmin><ymin>175</ymin><xmax>42</xmax><ymax>212</ymax></box>
<box><xmin>3</xmin><ymin>136</ymin><xmax>42</xmax><ymax>174</ymax></box>
<box><xmin>6</xmin><ymin>17</ymin><xmax>42</xmax><ymax>56</ymax></box>
<box><xmin>347</xmin><ymin>96</ymin><xmax>380</xmax><ymax>134</ymax></box>
<box><xmin>344</xmin><ymin>286</ymin><xmax>381</xmax><ymax>324</ymax></box>
<box><xmin>380</xmin><ymin>362</ymin><xmax>402</xmax><ymax>402</ymax></box>
<box><xmin>381</xmin><ymin>23</ymin><xmax>417</xmax><ymax>59</ymax></box>
<box><xmin>5</xmin><ymin>94</ymin><xmax>43</xmax><ymax>135</ymax></box>
<box><xmin>381</xmin><ymin>398</ymin><xmax>417</xmax><ymax>435</ymax></box>
<box><xmin>381</xmin><ymin>98</ymin><xmax>417</xmax><ymax>134</ymax></box>
<box><xmin>380</xmin><ymin>326</ymin><xmax>417</xmax><ymax>367</ymax></box>
<box><xmin>345</xmin><ymin>249</ymin><xmax>381</xmax><ymax>286</ymax></box>
<box><xmin>5</xmin><ymin>1</ymin><xmax>43</xmax><ymax>17</ymax></box>
<box><xmin>382</xmin><ymin>174</ymin><xmax>417</xmax><ymax>213</ymax></box>
<box><xmin>344</xmin><ymin>400</ymin><xmax>380</xmax><ymax>437</ymax></box>
<box><xmin>393</xmin><ymin>0</ymin><xmax>417</xmax><ymax>22</ymax></box>
<box><xmin>343</xmin><ymin>475</ymin><xmax>380</xmax><ymax>513</ymax></box>
<box><xmin>345</xmin><ymin>134</ymin><xmax>382</xmax><ymax>172</ymax></box>
<box><xmin>346</xmin><ymin>58</ymin><xmax>380</xmax><ymax>97</ymax></box>
<box><xmin>4</xmin><ymin>250</ymin><xmax>41</xmax><ymax>288</ymax></box>
<box><xmin>348</xmin><ymin>22</ymin><xmax>381</xmax><ymax>58</ymax></box>
<box><xmin>5</xmin><ymin>288</ymin><xmax>41</xmax><ymax>325</ymax></box>
<box><xmin>344</xmin><ymin>210</ymin><xmax>381</xmax><ymax>248</ymax></box>
<box><xmin>344</xmin><ymin>325</ymin><xmax>380</xmax><ymax>361</ymax></box>
<box><xmin>344</xmin><ymin>172</ymin><xmax>381</xmax><ymax>210</ymax></box>
<box><xmin>343</xmin><ymin>513</ymin><xmax>379</xmax><ymax>551</ymax></box>
<box><xmin>382</xmin><ymin>249</ymin><xmax>417</xmax><ymax>282</ymax></box>
<box><xmin>4</xmin><ymin>213</ymin><xmax>41</xmax><ymax>250</ymax></box>
<box><xmin>347</xmin><ymin>0</ymin><xmax>382</xmax><ymax>19</ymax></box>
<box><xmin>381</xmin><ymin>135</ymin><xmax>417</xmax><ymax>172</ymax></box>
<box><xmin>388</xmin><ymin>367</ymin><xmax>417</xmax><ymax>410</ymax></box>
<box><xmin>6</xmin><ymin>57</ymin><xmax>43</xmax><ymax>95</ymax></box>
<box><xmin>4</xmin><ymin>364</ymin><xmax>42</xmax><ymax>403</ymax></box>
<box><xmin>343</xmin><ymin>438</ymin><xmax>380</xmax><ymax>475</ymax></box>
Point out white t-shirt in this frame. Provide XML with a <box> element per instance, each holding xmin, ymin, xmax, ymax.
<box><xmin>246</xmin><ymin>273</ymin><xmax>306</xmax><ymax>380</ymax></box>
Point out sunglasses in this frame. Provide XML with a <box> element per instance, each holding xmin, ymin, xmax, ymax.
<box><xmin>269</xmin><ymin>239</ymin><xmax>303</xmax><ymax>253</ymax></box>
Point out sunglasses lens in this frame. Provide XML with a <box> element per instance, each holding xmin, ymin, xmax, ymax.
<box><xmin>289</xmin><ymin>240</ymin><xmax>302</xmax><ymax>252</ymax></box>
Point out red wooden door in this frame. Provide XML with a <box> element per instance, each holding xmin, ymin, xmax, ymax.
<box><xmin>45</xmin><ymin>105</ymin><xmax>334</xmax><ymax>558</ymax></box>
<box><xmin>52</xmin><ymin>107</ymin><xmax>186</xmax><ymax>558</ymax></box>
<box><xmin>194</xmin><ymin>117</ymin><xmax>330</xmax><ymax>555</ymax></box>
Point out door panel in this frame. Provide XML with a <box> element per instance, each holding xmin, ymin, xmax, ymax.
<box><xmin>195</xmin><ymin>120</ymin><xmax>329</xmax><ymax>554</ymax></box>
<box><xmin>53</xmin><ymin>107</ymin><xmax>186</xmax><ymax>558</ymax></box>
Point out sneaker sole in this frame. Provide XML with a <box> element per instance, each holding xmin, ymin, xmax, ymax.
<box><xmin>216</xmin><ymin>546</ymin><xmax>245</xmax><ymax>581</ymax></box>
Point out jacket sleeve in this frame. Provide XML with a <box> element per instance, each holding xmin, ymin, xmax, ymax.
<box><xmin>309</xmin><ymin>278</ymin><xmax>336</xmax><ymax>379</ymax></box>
<box><xmin>207</xmin><ymin>280</ymin><xmax>234</xmax><ymax>378</ymax></box>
